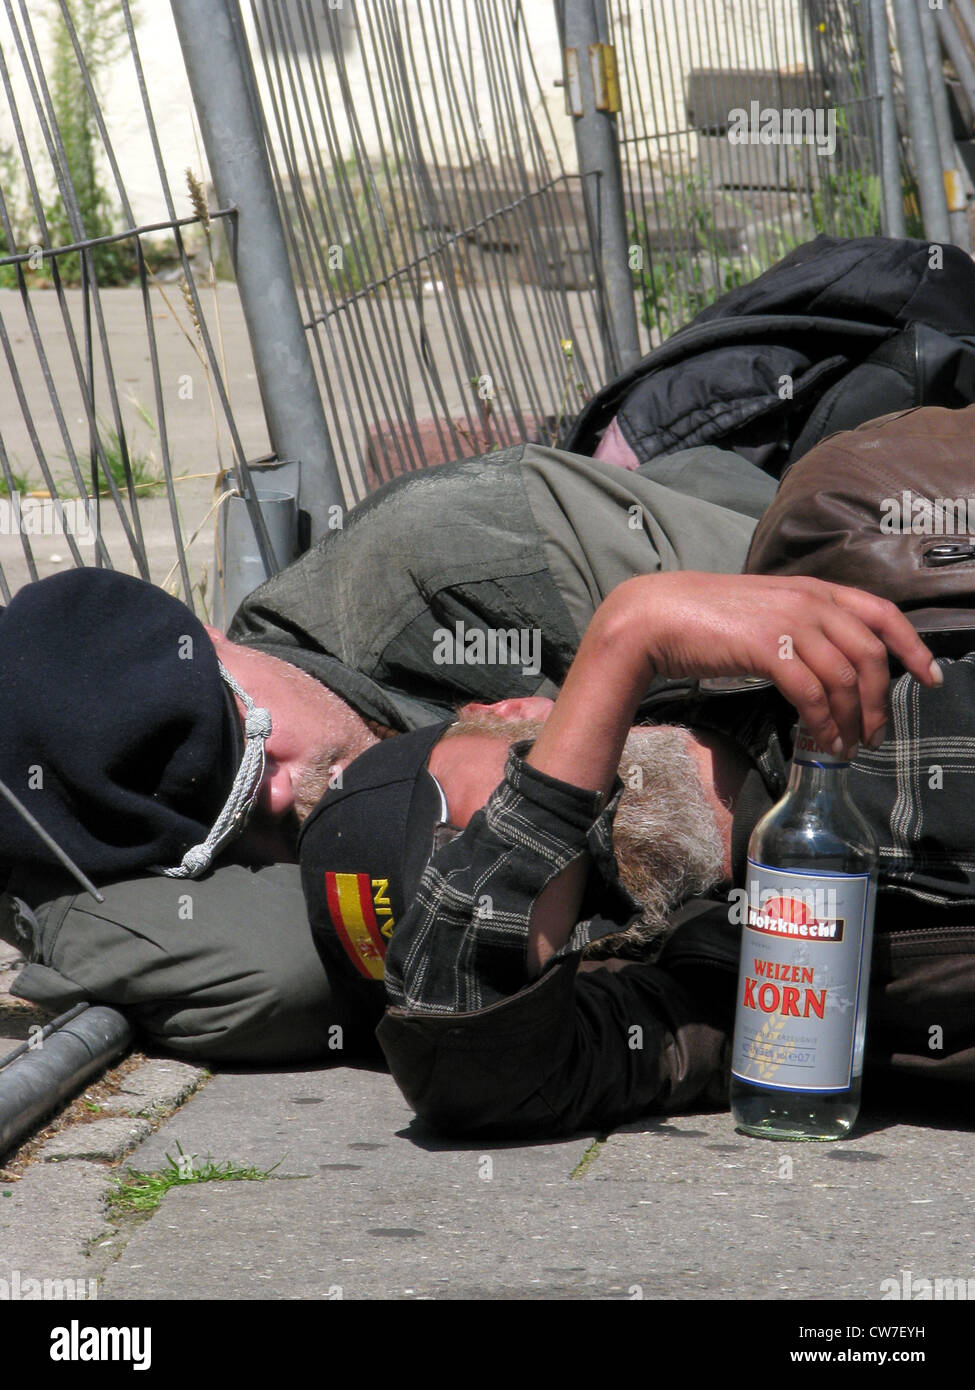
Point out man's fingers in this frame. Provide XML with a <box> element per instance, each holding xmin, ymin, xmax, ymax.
<box><xmin>790</xmin><ymin>629</ymin><xmax>868</xmax><ymax>754</ymax></box>
<box><xmin>765</xmin><ymin>649</ymin><xmax>843</xmax><ymax>754</ymax></box>
<box><xmin>631</xmin><ymin>577</ymin><xmax>942</xmax><ymax>741</ymax></box>
<box><xmin>818</xmin><ymin>610</ymin><xmax>895</xmax><ymax>750</ymax></box>
<box><xmin>827</xmin><ymin>585</ymin><xmax>940</xmax><ymax>687</ymax></box>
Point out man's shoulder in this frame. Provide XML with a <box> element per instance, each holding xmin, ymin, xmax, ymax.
<box><xmin>347</xmin><ymin>443</ymin><xmax>531</xmax><ymax>521</ymax></box>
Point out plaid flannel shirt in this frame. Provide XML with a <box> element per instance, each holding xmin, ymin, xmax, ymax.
<box><xmin>383</xmin><ymin>741</ymin><xmax>642</xmax><ymax>1015</ymax></box>
<box><xmin>848</xmin><ymin>653</ymin><xmax>975</xmax><ymax>906</ymax></box>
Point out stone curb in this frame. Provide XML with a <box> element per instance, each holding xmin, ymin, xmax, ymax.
<box><xmin>98</xmin><ymin>1060</ymin><xmax>206</xmax><ymax>1119</ymax></box>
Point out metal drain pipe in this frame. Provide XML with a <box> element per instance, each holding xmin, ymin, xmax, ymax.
<box><xmin>0</xmin><ymin>1004</ymin><xmax>132</xmax><ymax>1157</ymax></box>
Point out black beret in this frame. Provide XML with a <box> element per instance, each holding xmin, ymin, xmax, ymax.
<box><xmin>0</xmin><ymin>569</ymin><xmax>240</xmax><ymax>882</ymax></box>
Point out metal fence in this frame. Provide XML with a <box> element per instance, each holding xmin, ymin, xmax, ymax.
<box><xmin>0</xmin><ymin>0</ymin><xmax>277</xmax><ymax>613</ymax></box>
<box><xmin>0</xmin><ymin>0</ymin><xmax>971</xmax><ymax>612</ymax></box>
<box><xmin>238</xmin><ymin>0</ymin><xmax>607</xmax><ymax>503</ymax></box>
<box><xmin>194</xmin><ymin>0</ymin><xmax>946</xmax><ymax>505</ymax></box>
<box><xmin>608</xmin><ymin>0</ymin><xmax>894</xmax><ymax>343</ymax></box>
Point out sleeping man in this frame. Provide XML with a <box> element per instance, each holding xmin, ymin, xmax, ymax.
<box><xmin>301</xmin><ymin>404</ymin><xmax>975</xmax><ymax>1135</ymax></box>
<box><xmin>0</xmin><ymin>441</ymin><xmax>776</xmax><ymax>1061</ymax></box>
<box><xmin>297</xmin><ymin>569</ymin><xmax>939</xmax><ymax>1135</ymax></box>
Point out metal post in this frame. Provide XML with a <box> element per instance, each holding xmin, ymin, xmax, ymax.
<box><xmin>557</xmin><ymin>0</ymin><xmax>642</xmax><ymax>378</ymax></box>
<box><xmin>919</xmin><ymin>0</ymin><xmax>971</xmax><ymax>248</ymax></box>
<box><xmin>935</xmin><ymin>7</ymin><xmax>975</xmax><ymax>134</ymax></box>
<box><xmin>891</xmin><ymin>0</ymin><xmax>952</xmax><ymax>243</ymax></box>
<box><xmin>867</xmin><ymin>0</ymin><xmax>906</xmax><ymax>238</ymax></box>
<box><xmin>171</xmin><ymin>0</ymin><xmax>342</xmax><ymax>543</ymax></box>
<box><xmin>954</xmin><ymin>0</ymin><xmax>975</xmax><ymax>54</ymax></box>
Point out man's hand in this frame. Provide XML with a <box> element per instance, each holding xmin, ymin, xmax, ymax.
<box><xmin>608</xmin><ymin>572</ymin><xmax>941</xmax><ymax>757</ymax></box>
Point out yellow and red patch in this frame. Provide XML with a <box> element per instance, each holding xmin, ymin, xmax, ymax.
<box><xmin>324</xmin><ymin>872</ymin><xmax>395</xmax><ymax>980</ymax></box>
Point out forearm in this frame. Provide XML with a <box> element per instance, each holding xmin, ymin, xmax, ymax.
<box><xmin>524</xmin><ymin>579</ymin><xmax>654</xmax><ymax>797</ymax></box>
<box><xmin>524</xmin><ymin>580</ymin><xmax>656</xmax><ymax>971</ymax></box>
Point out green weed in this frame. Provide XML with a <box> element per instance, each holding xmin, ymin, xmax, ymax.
<box><xmin>92</xmin><ymin>408</ymin><xmax>166</xmax><ymax>497</ymax></box>
<box><xmin>631</xmin><ymin>147</ymin><xmax>889</xmax><ymax>340</ymax></box>
<box><xmin>0</xmin><ymin>467</ymin><xmax>31</xmax><ymax>498</ymax></box>
<box><xmin>58</xmin><ymin>405</ymin><xmax>167</xmax><ymax>498</ymax></box>
<box><xmin>108</xmin><ymin>1142</ymin><xmax>282</xmax><ymax>1215</ymax></box>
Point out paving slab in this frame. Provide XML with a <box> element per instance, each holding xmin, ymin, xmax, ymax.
<box><xmin>37</xmin><ymin>1118</ymin><xmax>154</xmax><ymax>1164</ymax></box>
<box><xmin>0</xmin><ymin>1160</ymin><xmax>108</xmax><ymax>1290</ymax></box>
<box><xmin>92</xmin><ymin>1061</ymin><xmax>598</xmax><ymax>1299</ymax></box>
<box><xmin>94</xmin><ymin>1103</ymin><xmax>975</xmax><ymax>1302</ymax></box>
<box><xmin>125</xmin><ymin>1064</ymin><xmax>594</xmax><ymax>1183</ymax></box>
<box><xmin>585</xmin><ymin>1111</ymin><xmax>975</xmax><ymax>1299</ymax></box>
<box><xmin>85</xmin><ymin>1068</ymin><xmax>975</xmax><ymax>1302</ymax></box>
<box><xmin>3</xmin><ymin>1020</ymin><xmax>975</xmax><ymax>1304</ymax></box>
<box><xmin>97</xmin><ymin>1175</ymin><xmax>684</xmax><ymax>1300</ymax></box>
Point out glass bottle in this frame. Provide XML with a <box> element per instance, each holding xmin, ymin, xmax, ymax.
<box><xmin>730</xmin><ymin>723</ymin><xmax>878</xmax><ymax>1140</ymax></box>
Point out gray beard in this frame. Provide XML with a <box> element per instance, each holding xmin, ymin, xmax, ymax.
<box><xmin>442</xmin><ymin>714</ymin><xmax>726</xmax><ymax>959</ymax></box>
<box><xmin>584</xmin><ymin>724</ymin><xmax>725</xmax><ymax>959</ymax></box>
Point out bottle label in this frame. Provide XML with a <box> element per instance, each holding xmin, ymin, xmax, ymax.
<box><xmin>730</xmin><ymin>859</ymin><xmax>872</xmax><ymax>1092</ymax></box>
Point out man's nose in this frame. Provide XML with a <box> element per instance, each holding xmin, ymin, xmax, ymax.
<box><xmin>461</xmin><ymin>697</ymin><xmax>555</xmax><ymax>721</ymax></box>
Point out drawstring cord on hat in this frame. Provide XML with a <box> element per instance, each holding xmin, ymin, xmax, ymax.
<box><xmin>150</xmin><ymin>663</ymin><xmax>272</xmax><ymax>879</ymax></box>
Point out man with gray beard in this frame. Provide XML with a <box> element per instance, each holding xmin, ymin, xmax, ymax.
<box><xmin>441</xmin><ymin>709</ymin><xmax>729</xmax><ymax>955</ymax></box>
<box><xmin>298</xmin><ymin>704</ymin><xmax>727</xmax><ymax>956</ymax></box>
<box><xmin>299</xmin><ymin>569</ymin><xmax>939</xmax><ymax>1137</ymax></box>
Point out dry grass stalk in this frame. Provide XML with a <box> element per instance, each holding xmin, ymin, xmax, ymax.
<box><xmin>185</xmin><ymin>167</ymin><xmax>211</xmax><ymax>231</ymax></box>
<box><xmin>180</xmin><ymin>276</ymin><xmax>201</xmax><ymax>336</ymax></box>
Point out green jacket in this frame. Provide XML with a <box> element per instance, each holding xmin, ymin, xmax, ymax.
<box><xmin>228</xmin><ymin>442</ymin><xmax>769</xmax><ymax>730</ymax></box>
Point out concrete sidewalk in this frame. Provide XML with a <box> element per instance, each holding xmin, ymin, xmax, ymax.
<box><xmin>3</xmin><ymin>899</ymin><xmax>973</xmax><ymax>1306</ymax></box>
<box><xmin>3</xmin><ymin>1000</ymin><xmax>974</xmax><ymax>1302</ymax></box>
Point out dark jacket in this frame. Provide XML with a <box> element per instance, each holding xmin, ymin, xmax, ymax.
<box><xmin>565</xmin><ymin>236</ymin><xmax>975</xmax><ymax>477</ymax></box>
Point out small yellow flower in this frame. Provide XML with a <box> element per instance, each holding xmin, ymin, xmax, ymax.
<box><xmin>560</xmin><ymin>337</ymin><xmax>574</xmax><ymax>358</ymax></box>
